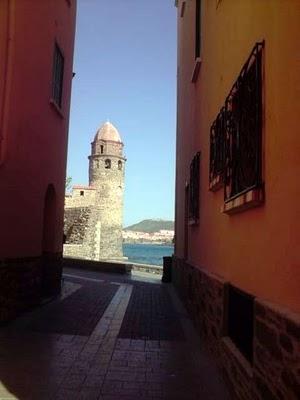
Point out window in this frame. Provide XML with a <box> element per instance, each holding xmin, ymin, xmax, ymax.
<box><xmin>80</xmin><ymin>190</ymin><xmax>84</xmax><ymax>196</ymax></box>
<box><xmin>224</xmin><ymin>42</ymin><xmax>263</xmax><ymax>202</ymax></box>
<box><xmin>118</xmin><ymin>160</ymin><xmax>122</xmax><ymax>170</ymax></box>
<box><xmin>184</xmin><ymin>184</ymin><xmax>189</xmax><ymax>259</ymax></box>
<box><xmin>180</xmin><ymin>1</ymin><xmax>186</xmax><ymax>17</ymax></box>
<box><xmin>195</xmin><ymin>0</ymin><xmax>201</xmax><ymax>59</ymax></box>
<box><xmin>225</xmin><ymin>284</ymin><xmax>254</xmax><ymax>364</ymax></box>
<box><xmin>208</xmin><ymin>42</ymin><xmax>264</xmax><ymax>209</ymax></box>
<box><xmin>52</xmin><ymin>43</ymin><xmax>64</xmax><ymax>108</ymax></box>
<box><xmin>100</xmin><ymin>145</ymin><xmax>104</xmax><ymax>154</ymax></box>
<box><xmin>189</xmin><ymin>152</ymin><xmax>200</xmax><ymax>224</ymax></box>
<box><xmin>191</xmin><ymin>0</ymin><xmax>202</xmax><ymax>82</ymax></box>
<box><xmin>209</xmin><ymin>108</ymin><xmax>226</xmax><ymax>189</ymax></box>
<box><xmin>105</xmin><ymin>159</ymin><xmax>111</xmax><ymax>169</ymax></box>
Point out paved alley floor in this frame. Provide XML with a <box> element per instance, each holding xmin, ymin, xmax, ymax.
<box><xmin>0</xmin><ymin>268</ymin><xmax>231</xmax><ymax>400</ymax></box>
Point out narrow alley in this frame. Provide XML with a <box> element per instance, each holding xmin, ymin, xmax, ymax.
<box><xmin>0</xmin><ymin>268</ymin><xmax>230</xmax><ymax>400</ymax></box>
<box><xmin>1</xmin><ymin>2</ymin><xmax>299</xmax><ymax>400</ymax></box>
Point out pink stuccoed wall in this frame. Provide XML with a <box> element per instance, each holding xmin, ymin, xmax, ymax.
<box><xmin>0</xmin><ymin>0</ymin><xmax>76</xmax><ymax>258</ymax></box>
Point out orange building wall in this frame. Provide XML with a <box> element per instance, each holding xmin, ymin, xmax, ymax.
<box><xmin>175</xmin><ymin>0</ymin><xmax>300</xmax><ymax>313</ymax></box>
<box><xmin>0</xmin><ymin>1</ymin><xmax>76</xmax><ymax>258</ymax></box>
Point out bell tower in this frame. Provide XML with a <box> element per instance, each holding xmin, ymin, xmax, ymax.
<box><xmin>88</xmin><ymin>121</ymin><xmax>126</xmax><ymax>260</ymax></box>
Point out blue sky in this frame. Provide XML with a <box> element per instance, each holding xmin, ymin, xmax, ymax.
<box><xmin>67</xmin><ymin>0</ymin><xmax>177</xmax><ymax>227</ymax></box>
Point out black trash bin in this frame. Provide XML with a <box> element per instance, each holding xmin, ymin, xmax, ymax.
<box><xmin>162</xmin><ymin>256</ymin><xmax>172</xmax><ymax>283</ymax></box>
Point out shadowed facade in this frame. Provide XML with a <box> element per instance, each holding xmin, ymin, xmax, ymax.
<box><xmin>0</xmin><ymin>0</ymin><xmax>76</xmax><ymax>321</ymax></box>
<box><xmin>174</xmin><ymin>1</ymin><xmax>300</xmax><ymax>399</ymax></box>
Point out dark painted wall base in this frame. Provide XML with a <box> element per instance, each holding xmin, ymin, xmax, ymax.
<box><xmin>172</xmin><ymin>256</ymin><xmax>300</xmax><ymax>400</ymax></box>
<box><xmin>0</xmin><ymin>253</ymin><xmax>62</xmax><ymax>323</ymax></box>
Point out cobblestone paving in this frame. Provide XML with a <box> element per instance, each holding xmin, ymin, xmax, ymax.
<box><xmin>0</xmin><ymin>269</ymin><xmax>230</xmax><ymax>400</ymax></box>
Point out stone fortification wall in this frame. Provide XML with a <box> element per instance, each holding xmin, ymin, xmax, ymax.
<box><xmin>65</xmin><ymin>188</ymin><xmax>96</xmax><ymax>208</ymax></box>
<box><xmin>79</xmin><ymin>206</ymin><xmax>101</xmax><ymax>260</ymax></box>
<box><xmin>64</xmin><ymin>207</ymin><xmax>91</xmax><ymax>244</ymax></box>
<box><xmin>63</xmin><ymin>244</ymin><xmax>87</xmax><ymax>259</ymax></box>
<box><xmin>63</xmin><ymin>206</ymin><xmax>102</xmax><ymax>261</ymax></box>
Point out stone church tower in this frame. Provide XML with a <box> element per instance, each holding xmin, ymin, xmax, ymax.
<box><xmin>88</xmin><ymin>122</ymin><xmax>126</xmax><ymax>260</ymax></box>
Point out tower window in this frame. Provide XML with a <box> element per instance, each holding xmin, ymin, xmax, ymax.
<box><xmin>118</xmin><ymin>160</ymin><xmax>122</xmax><ymax>170</ymax></box>
<box><xmin>52</xmin><ymin>43</ymin><xmax>64</xmax><ymax>108</ymax></box>
<box><xmin>80</xmin><ymin>190</ymin><xmax>84</xmax><ymax>196</ymax></box>
<box><xmin>105</xmin><ymin>159</ymin><xmax>111</xmax><ymax>169</ymax></box>
<box><xmin>100</xmin><ymin>145</ymin><xmax>104</xmax><ymax>154</ymax></box>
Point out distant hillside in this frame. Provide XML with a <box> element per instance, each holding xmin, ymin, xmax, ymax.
<box><xmin>125</xmin><ymin>219</ymin><xmax>174</xmax><ymax>233</ymax></box>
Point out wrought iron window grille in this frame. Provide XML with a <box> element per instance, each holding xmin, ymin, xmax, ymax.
<box><xmin>209</xmin><ymin>107</ymin><xmax>226</xmax><ymax>187</ymax></box>
<box><xmin>189</xmin><ymin>152</ymin><xmax>200</xmax><ymax>224</ymax></box>
<box><xmin>224</xmin><ymin>41</ymin><xmax>264</xmax><ymax>202</ymax></box>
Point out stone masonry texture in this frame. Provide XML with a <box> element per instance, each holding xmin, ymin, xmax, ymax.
<box><xmin>172</xmin><ymin>257</ymin><xmax>300</xmax><ymax>400</ymax></box>
<box><xmin>64</xmin><ymin>208</ymin><xmax>91</xmax><ymax>244</ymax></box>
<box><xmin>63</xmin><ymin>122</ymin><xmax>126</xmax><ymax>262</ymax></box>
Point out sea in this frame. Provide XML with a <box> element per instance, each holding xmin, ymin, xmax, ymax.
<box><xmin>123</xmin><ymin>243</ymin><xmax>174</xmax><ymax>266</ymax></box>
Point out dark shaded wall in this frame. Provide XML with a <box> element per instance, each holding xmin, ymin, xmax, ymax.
<box><xmin>0</xmin><ymin>0</ymin><xmax>76</xmax><ymax>321</ymax></box>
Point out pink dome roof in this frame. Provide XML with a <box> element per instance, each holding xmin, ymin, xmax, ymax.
<box><xmin>94</xmin><ymin>121</ymin><xmax>122</xmax><ymax>143</ymax></box>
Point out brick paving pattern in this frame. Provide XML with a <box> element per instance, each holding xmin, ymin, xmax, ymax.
<box><xmin>29</xmin><ymin>280</ymin><xmax>118</xmax><ymax>336</ymax></box>
<box><xmin>118</xmin><ymin>283</ymin><xmax>185</xmax><ymax>341</ymax></box>
<box><xmin>0</xmin><ymin>268</ymin><xmax>230</xmax><ymax>400</ymax></box>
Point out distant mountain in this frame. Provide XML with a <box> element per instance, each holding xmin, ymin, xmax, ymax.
<box><xmin>125</xmin><ymin>219</ymin><xmax>174</xmax><ymax>233</ymax></box>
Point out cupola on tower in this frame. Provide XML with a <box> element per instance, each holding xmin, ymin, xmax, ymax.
<box><xmin>63</xmin><ymin>121</ymin><xmax>126</xmax><ymax>262</ymax></box>
<box><xmin>88</xmin><ymin>121</ymin><xmax>126</xmax><ymax>260</ymax></box>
